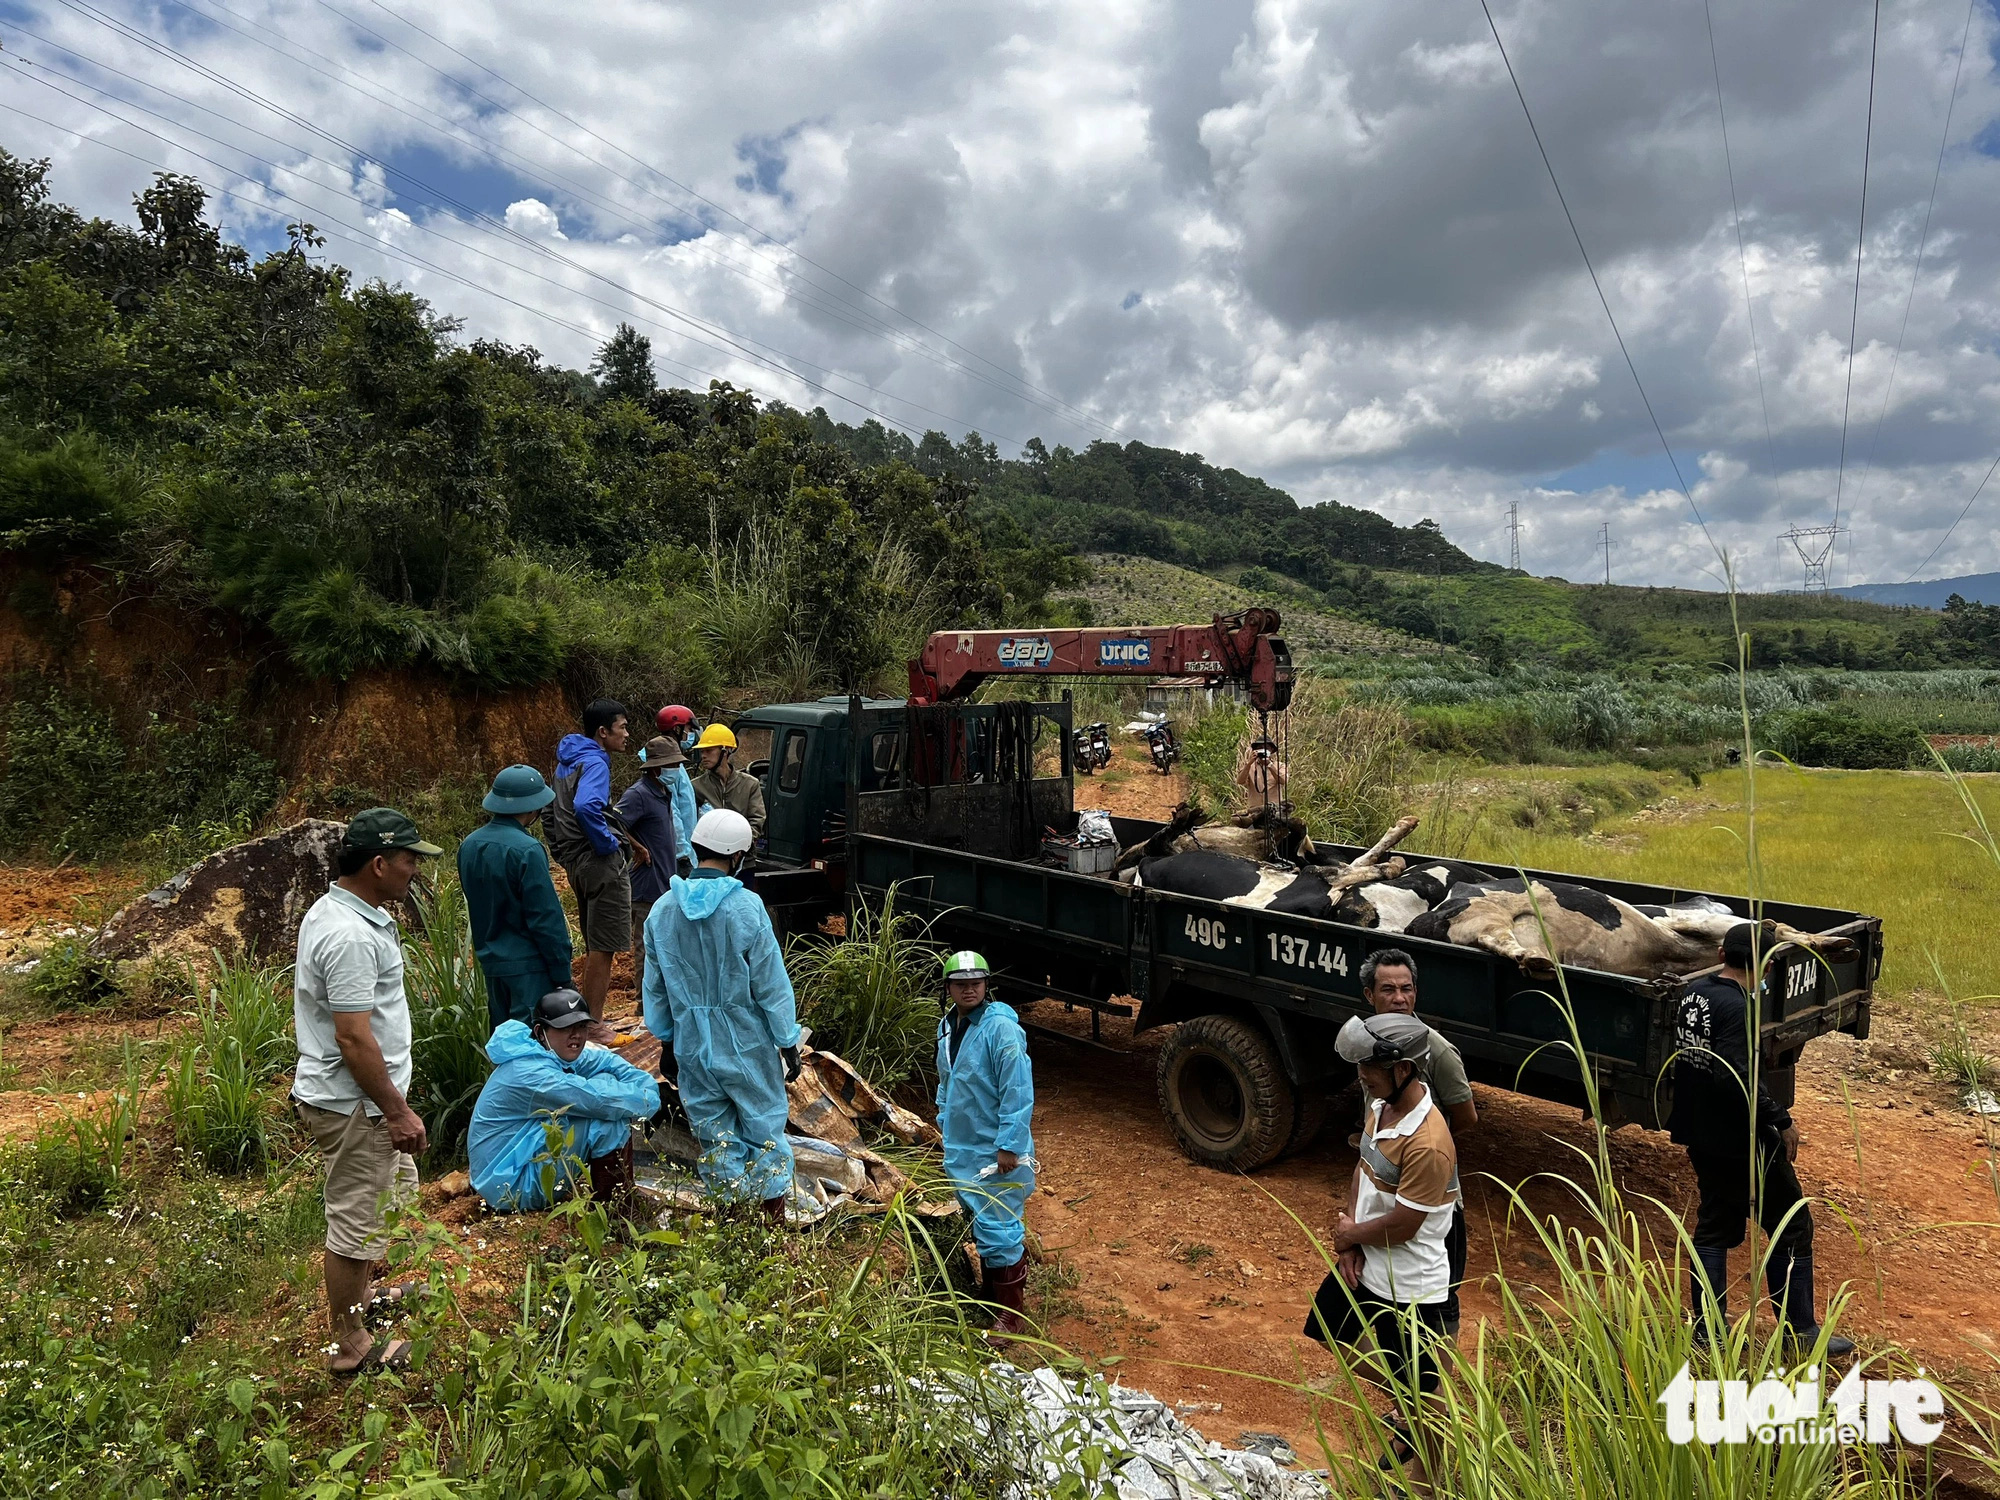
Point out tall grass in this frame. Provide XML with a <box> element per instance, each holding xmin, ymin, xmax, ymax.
<box><xmin>786</xmin><ymin>883</ymin><xmax>941</xmax><ymax>1091</ymax></box>
<box><xmin>693</xmin><ymin>511</ymin><xmax>942</xmax><ymax>697</ymax></box>
<box><xmin>164</xmin><ymin>953</ymin><xmax>292</xmax><ymax>1173</ymax></box>
<box><xmin>404</xmin><ymin>868</ymin><xmax>496</xmax><ymax>1163</ymax></box>
<box><xmin>1278</xmin><ymin>676</ymin><xmax>1417</xmax><ymax>843</ymax></box>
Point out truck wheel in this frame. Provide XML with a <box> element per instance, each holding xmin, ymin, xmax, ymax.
<box><xmin>1157</xmin><ymin>1014</ymin><xmax>1296</xmax><ymax>1171</ymax></box>
<box><xmin>1282</xmin><ymin>1083</ymin><xmax>1331</xmax><ymax>1158</ymax></box>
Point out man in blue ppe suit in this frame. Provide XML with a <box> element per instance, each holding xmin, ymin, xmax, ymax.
<box><xmin>641</xmin><ymin>808</ymin><xmax>803</xmax><ymax>1220</ymax></box>
<box><xmin>458</xmin><ymin>765</ymin><xmax>574</xmax><ymax>1033</ymax></box>
<box><xmin>936</xmin><ymin>950</ymin><xmax>1036</xmax><ymax>1336</ymax></box>
<box><xmin>467</xmin><ymin>988</ymin><xmax>660</xmax><ymax>1213</ymax></box>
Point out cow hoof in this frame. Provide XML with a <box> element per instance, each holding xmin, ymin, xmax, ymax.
<box><xmin>1519</xmin><ymin>956</ymin><xmax>1560</xmax><ymax>982</ymax></box>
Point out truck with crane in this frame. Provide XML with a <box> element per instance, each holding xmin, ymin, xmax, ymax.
<box><xmin>728</xmin><ymin>612</ymin><xmax>1877</xmax><ymax>1170</ymax></box>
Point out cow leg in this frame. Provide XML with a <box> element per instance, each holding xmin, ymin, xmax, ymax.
<box><xmin>1772</xmin><ymin>923</ymin><xmax>1858</xmax><ymax>961</ymax></box>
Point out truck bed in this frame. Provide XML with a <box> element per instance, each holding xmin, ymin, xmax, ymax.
<box><xmin>851</xmin><ymin>818</ymin><xmax>1878</xmax><ymax>1129</ymax></box>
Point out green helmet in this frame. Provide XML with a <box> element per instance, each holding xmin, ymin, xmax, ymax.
<box><xmin>942</xmin><ymin>950</ymin><xmax>991</xmax><ymax>982</ymax></box>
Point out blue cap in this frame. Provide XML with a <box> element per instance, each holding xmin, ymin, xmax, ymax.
<box><xmin>484</xmin><ymin>764</ymin><xmax>556</xmax><ymax>814</ymax></box>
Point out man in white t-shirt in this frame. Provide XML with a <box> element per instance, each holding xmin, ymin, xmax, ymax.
<box><xmin>1304</xmin><ymin>1012</ymin><xmax>1458</xmax><ymax>1478</ymax></box>
<box><xmin>292</xmin><ymin>807</ymin><xmax>440</xmax><ymax>1376</ymax></box>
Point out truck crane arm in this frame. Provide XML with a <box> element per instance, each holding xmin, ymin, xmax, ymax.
<box><xmin>906</xmin><ymin>609</ymin><xmax>1294</xmax><ymax>713</ymax></box>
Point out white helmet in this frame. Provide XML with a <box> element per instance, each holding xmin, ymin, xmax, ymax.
<box><xmin>691</xmin><ymin>807</ymin><xmax>755</xmax><ymax>857</ymax></box>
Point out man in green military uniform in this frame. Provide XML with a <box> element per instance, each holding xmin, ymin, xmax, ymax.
<box><xmin>458</xmin><ymin>765</ymin><xmax>575</xmax><ymax>1033</ymax></box>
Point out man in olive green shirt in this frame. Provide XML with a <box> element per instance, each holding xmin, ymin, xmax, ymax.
<box><xmin>1362</xmin><ymin>947</ymin><xmax>1476</xmax><ymax>1335</ymax></box>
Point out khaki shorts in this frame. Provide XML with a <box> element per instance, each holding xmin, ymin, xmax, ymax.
<box><xmin>296</xmin><ymin>1100</ymin><xmax>420</xmax><ymax>1260</ymax></box>
<box><xmin>562</xmin><ymin>848</ymin><xmax>632</xmax><ymax>955</ymax></box>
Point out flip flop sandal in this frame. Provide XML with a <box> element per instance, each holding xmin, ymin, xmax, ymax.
<box><xmin>1377</xmin><ymin>1414</ymin><xmax>1416</xmax><ymax>1470</ymax></box>
<box><xmin>366</xmin><ymin>1281</ymin><xmax>420</xmax><ymax>1315</ymax></box>
<box><xmin>332</xmin><ymin>1337</ymin><xmax>413</xmax><ymax>1377</ymax></box>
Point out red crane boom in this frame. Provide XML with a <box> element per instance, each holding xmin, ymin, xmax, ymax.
<box><xmin>907</xmin><ymin>609</ymin><xmax>1294</xmax><ymax>713</ymax></box>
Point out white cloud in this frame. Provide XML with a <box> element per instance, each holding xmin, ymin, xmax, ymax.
<box><xmin>504</xmin><ymin>198</ymin><xmax>566</xmax><ymax>240</ymax></box>
<box><xmin>6</xmin><ymin>0</ymin><xmax>2000</xmax><ymax>588</ymax></box>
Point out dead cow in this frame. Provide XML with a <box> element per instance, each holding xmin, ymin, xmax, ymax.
<box><xmin>1405</xmin><ymin>877</ymin><xmax>1857</xmax><ymax>981</ymax></box>
<box><xmin>1134</xmin><ymin>849</ymin><xmax>1341</xmax><ymax>918</ymax></box>
<box><xmin>1328</xmin><ymin>859</ymin><xmax>1501</xmax><ymax>932</ymax></box>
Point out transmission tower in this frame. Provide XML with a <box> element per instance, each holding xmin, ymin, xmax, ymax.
<box><xmin>1778</xmin><ymin>524</ymin><xmax>1846</xmax><ymax>594</ymax></box>
<box><xmin>1598</xmin><ymin>522</ymin><xmax>1613</xmax><ymax>586</ymax></box>
<box><xmin>1505</xmin><ymin>500</ymin><xmax>1522</xmax><ymax>572</ymax></box>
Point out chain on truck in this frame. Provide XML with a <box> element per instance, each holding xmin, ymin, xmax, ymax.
<box><xmin>727</xmin><ymin>612</ymin><xmax>1877</xmax><ymax>1171</ymax></box>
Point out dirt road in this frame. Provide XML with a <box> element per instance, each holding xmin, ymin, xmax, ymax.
<box><xmin>1019</xmin><ymin>1000</ymin><xmax>2000</xmax><ymax>1458</ymax></box>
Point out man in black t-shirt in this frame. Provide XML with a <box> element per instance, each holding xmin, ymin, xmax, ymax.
<box><xmin>1671</xmin><ymin>922</ymin><xmax>1853</xmax><ymax>1357</ymax></box>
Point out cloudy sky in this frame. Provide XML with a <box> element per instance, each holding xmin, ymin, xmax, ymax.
<box><xmin>3</xmin><ymin>0</ymin><xmax>1997</xmax><ymax>590</ymax></box>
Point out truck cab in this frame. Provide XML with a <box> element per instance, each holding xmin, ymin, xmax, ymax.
<box><xmin>733</xmin><ymin>697</ymin><xmax>911</xmax><ymax>867</ymax></box>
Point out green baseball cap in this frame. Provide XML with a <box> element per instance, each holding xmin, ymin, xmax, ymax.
<box><xmin>343</xmin><ymin>807</ymin><xmax>443</xmax><ymax>857</ymax></box>
<box><xmin>942</xmin><ymin>950</ymin><xmax>991</xmax><ymax>981</ymax></box>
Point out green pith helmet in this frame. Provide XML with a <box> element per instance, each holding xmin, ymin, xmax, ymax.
<box><xmin>942</xmin><ymin>950</ymin><xmax>991</xmax><ymax>982</ymax></box>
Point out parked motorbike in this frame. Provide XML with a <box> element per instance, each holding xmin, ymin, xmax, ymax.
<box><xmin>1073</xmin><ymin>721</ymin><xmax>1113</xmax><ymax>775</ymax></box>
<box><xmin>1144</xmin><ymin>720</ymin><xmax>1180</xmax><ymax>775</ymax></box>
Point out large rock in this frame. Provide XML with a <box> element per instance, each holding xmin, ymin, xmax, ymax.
<box><xmin>95</xmin><ymin>819</ymin><xmax>347</xmax><ymax>964</ymax></box>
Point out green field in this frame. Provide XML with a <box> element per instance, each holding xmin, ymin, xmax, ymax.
<box><xmin>1441</xmin><ymin>764</ymin><xmax>2000</xmax><ymax>1011</ymax></box>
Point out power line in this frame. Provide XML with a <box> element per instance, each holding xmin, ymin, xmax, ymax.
<box><xmin>1830</xmin><ymin>0</ymin><xmax>1884</xmax><ymax>538</ymax></box>
<box><xmin>160</xmin><ymin>0</ymin><xmax>1119</xmax><ymax>442</ymax></box>
<box><xmin>1701</xmin><ymin>0</ymin><xmax>1776</xmax><ymax>476</ymax></box>
<box><xmin>17</xmin><ymin>18</ymin><xmax>1024</xmax><ymax>445</ymax></box>
<box><xmin>1901</xmin><ymin>453</ymin><xmax>2000</xmax><ymax>584</ymax></box>
<box><xmin>1476</xmin><ymin>0</ymin><xmax>1720</xmax><ymax>560</ymax></box>
<box><xmin>38</xmin><ymin>0</ymin><xmax>1005</xmax><ymax>439</ymax></box>
<box><xmin>3</xmin><ymin>63</ymin><xmax>962</xmax><ymax>440</ymax></box>
<box><xmin>1849</xmin><ymin>0</ymin><xmax>1977</xmax><ymax>548</ymax></box>
<box><xmin>0</xmin><ymin>95</ymin><xmax>727</xmax><ymax>390</ymax></box>
<box><xmin>337</xmin><ymin>0</ymin><xmax>1125</xmax><ymax>443</ymax></box>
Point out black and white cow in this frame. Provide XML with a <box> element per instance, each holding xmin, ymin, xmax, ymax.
<box><xmin>1404</xmin><ymin>877</ymin><xmax>1857</xmax><ymax>981</ymax></box>
<box><xmin>1133</xmin><ymin>849</ymin><xmax>1338</xmax><ymax>919</ymax></box>
<box><xmin>1327</xmin><ymin>859</ymin><xmax>1501</xmax><ymax>932</ymax></box>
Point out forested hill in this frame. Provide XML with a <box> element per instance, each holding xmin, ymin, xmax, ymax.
<box><xmin>806</xmin><ymin>413</ymin><xmax>1485</xmax><ymax>589</ymax></box>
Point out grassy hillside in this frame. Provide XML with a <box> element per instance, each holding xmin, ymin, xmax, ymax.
<box><xmin>1060</xmin><ymin>553</ymin><xmax>1459</xmax><ymax>667</ymax></box>
<box><xmin>1375</xmin><ymin>571</ymin><xmax>1932</xmax><ymax>670</ymax></box>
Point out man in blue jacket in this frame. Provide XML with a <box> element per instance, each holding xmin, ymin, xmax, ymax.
<box><xmin>642</xmin><ymin>808</ymin><xmax>803</xmax><ymax>1218</ymax></box>
<box><xmin>468</xmin><ymin>988</ymin><xmax>661</xmax><ymax>1213</ymax></box>
<box><xmin>619</xmin><ymin>736</ymin><xmax>696</xmax><ymax>950</ymax></box>
<box><xmin>459</xmin><ymin>765</ymin><xmax>574</xmax><ymax>1033</ymax></box>
<box><xmin>551</xmin><ymin>699</ymin><xmax>634</xmax><ymax>1023</ymax></box>
<box><xmin>936</xmin><ymin>950</ymin><xmax>1036</xmax><ymax>1336</ymax></box>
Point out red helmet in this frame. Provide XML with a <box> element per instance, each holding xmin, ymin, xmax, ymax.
<box><xmin>656</xmin><ymin>704</ymin><xmax>696</xmax><ymax>735</ymax></box>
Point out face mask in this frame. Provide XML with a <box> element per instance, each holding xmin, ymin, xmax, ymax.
<box><xmin>681</xmin><ymin>730</ymin><xmax>698</xmax><ymax>751</ymax></box>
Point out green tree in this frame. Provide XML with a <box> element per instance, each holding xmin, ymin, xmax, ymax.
<box><xmin>591</xmin><ymin>322</ymin><xmax>656</xmax><ymax>403</ymax></box>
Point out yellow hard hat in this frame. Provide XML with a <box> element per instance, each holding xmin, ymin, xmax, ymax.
<box><xmin>693</xmin><ymin>723</ymin><xmax>737</xmax><ymax>751</ymax></box>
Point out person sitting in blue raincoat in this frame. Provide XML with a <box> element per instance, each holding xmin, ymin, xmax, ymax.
<box><xmin>468</xmin><ymin>988</ymin><xmax>661</xmax><ymax>1213</ymax></box>
<box><xmin>935</xmin><ymin>950</ymin><xmax>1037</xmax><ymax>1336</ymax></box>
<box><xmin>641</xmin><ymin>808</ymin><xmax>803</xmax><ymax>1219</ymax></box>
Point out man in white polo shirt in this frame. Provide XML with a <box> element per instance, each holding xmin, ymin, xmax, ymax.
<box><xmin>292</xmin><ymin>807</ymin><xmax>440</xmax><ymax>1375</ymax></box>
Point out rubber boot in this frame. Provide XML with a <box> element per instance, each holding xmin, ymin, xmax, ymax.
<box><xmin>1769</xmin><ymin>1249</ymin><xmax>1855</xmax><ymax>1360</ymax></box>
<box><xmin>761</xmin><ymin>1194</ymin><xmax>790</xmax><ymax>1225</ymax></box>
<box><xmin>984</xmin><ymin>1257</ymin><xmax>1030</xmax><ymax>1341</ymax></box>
<box><xmin>1691</xmin><ymin>1246</ymin><xmax>1729</xmax><ymax>1348</ymax></box>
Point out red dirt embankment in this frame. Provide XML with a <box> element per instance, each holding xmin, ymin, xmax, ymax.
<box><xmin>0</xmin><ymin>562</ymin><xmax>574</xmax><ymax>798</ymax></box>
